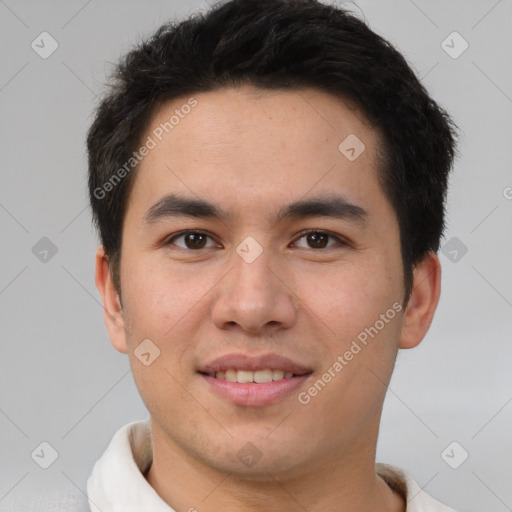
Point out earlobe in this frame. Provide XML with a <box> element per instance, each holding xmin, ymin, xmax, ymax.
<box><xmin>398</xmin><ymin>251</ymin><xmax>442</xmax><ymax>349</ymax></box>
<box><xmin>95</xmin><ymin>246</ymin><xmax>129</xmax><ymax>354</ymax></box>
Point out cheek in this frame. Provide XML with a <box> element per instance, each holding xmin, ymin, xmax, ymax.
<box><xmin>298</xmin><ymin>259</ymin><xmax>402</xmax><ymax>399</ymax></box>
<box><xmin>297</xmin><ymin>287</ymin><xmax>402</xmax><ymax>443</ymax></box>
<box><xmin>121</xmin><ymin>257</ymin><xmax>203</xmax><ymax>339</ymax></box>
<box><xmin>302</xmin><ymin>260</ymin><xmax>400</xmax><ymax>340</ymax></box>
<box><xmin>119</xmin><ymin>260</ymin><xmax>204</xmax><ymax>420</ymax></box>
<box><xmin>119</xmin><ymin>257</ymin><xmax>221</xmax><ymax>383</ymax></box>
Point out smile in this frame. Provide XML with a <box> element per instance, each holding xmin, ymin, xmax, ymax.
<box><xmin>198</xmin><ymin>371</ymin><xmax>312</xmax><ymax>407</ymax></box>
<box><xmin>204</xmin><ymin>369</ymin><xmax>296</xmax><ymax>383</ymax></box>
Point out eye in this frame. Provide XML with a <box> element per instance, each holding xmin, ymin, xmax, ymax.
<box><xmin>165</xmin><ymin>230</ymin><xmax>219</xmax><ymax>250</ymax></box>
<box><xmin>293</xmin><ymin>230</ymin><xmax>346</xmax><ymax>250</ymax></box>
<box><xmin>164</xmin><ymin>229</ymin><xmax>347</xmax><ymax>251</ymax></box>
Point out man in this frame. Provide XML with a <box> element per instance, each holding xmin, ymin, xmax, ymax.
<box><xmin>87</xmin><ymin>0</ymin><xmax>458</xmax><ymax>510</ymax></box>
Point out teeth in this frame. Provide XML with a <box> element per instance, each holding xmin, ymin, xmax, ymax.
<box><xmin>225</xmin><ymin>369</ymin><xmax>237</xmax><ymax>382</ymax></box>
<box><xmin>214</xmin><ymin>369</ymin><xmax>296</xmax><ymax>383</ymax></box>
<box><xmin>237</xmin><ymin>370</ymin><xmax>254</xmax><ymax>383</ymax></box>
<box><xmin>272</xmin><ymin>370</ymin><xmax>284</xmax><ymax>381</ymax></box>
<box><xmin>253</xmin><ymin>369</ymin><xmax>273</xmax><ymax>383</ymax></box>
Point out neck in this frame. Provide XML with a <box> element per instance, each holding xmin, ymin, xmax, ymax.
<box><xmin>145</xmin><ymin>420</ymin><xmax>405</xmax><ymax>512</ymax></box>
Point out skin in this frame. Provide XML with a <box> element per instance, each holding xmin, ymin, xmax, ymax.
<box><xmin>95</xmin><ymin>85</ymin><xmax>441</xmax><ymax>512</ymax></box>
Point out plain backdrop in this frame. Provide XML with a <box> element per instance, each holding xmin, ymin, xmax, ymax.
<box><xmin>1</xmin><ymin>1</ymin><xmax>511</xmax><ymax>511</ymax></box>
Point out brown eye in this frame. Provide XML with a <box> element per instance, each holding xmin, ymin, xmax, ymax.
<box><xmin>166</xmin><ymin>231</ymin><xmax>217</xmax><ymax>250</ymax></box>
<box><xmin>294</xmin><ymin>230</ymin><xmax>345</xmax><ymax>249</ymax></box>
<box><xmin>306</xmin><ymin>232</ymin><xmax>329</xmax><ymax>248</ymax></box>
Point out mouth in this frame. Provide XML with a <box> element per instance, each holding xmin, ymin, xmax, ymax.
<box><xmin>197</xmin><ymin>353</ymin><xmax>313</xmax><ymax>406</ymax></box>
<box><xmin>198</xmin><ymin>372</ymin><xmax>312</xmax><ymax>407</ymax></box>
<box><xmin>199</xmin><ymin>369</ymin><xmax>307</xmax><ymax>383</ymax></box>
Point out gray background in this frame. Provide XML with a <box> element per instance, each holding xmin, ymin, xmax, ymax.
<box><xmin>1</xmin><ymin>0</ymin><xmax>511</xmax><ymax>510</ymax></box>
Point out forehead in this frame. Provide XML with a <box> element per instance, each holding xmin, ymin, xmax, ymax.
<box><xmin>127</xmin><ymin>85</ymin><xmax>387</xmax><ymax>224</ymax></box>
<box><xmin>148</xmin><ymin>85</ymin><xmax>378</xmax><ymax>152</ymax></box>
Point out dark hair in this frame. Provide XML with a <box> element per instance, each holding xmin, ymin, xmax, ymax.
<box><xmin>87</xmin><ymin>0</ymin><xmax>457</xmax><ymax>305</ymax></box>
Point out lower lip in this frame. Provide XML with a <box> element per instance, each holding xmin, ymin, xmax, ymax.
<box><xmin>200</xmin><ymin>373</ymin><xmax>311</xmax><ymax>407</ymax></box>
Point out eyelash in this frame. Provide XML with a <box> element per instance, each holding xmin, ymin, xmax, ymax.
<box><xmin>164</xmin><ymin>229</ymin><xmax>348</xmax><ymax>251</ymax></box>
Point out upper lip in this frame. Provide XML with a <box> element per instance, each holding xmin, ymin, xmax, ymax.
<box><xmin>198</xmin><ymin>353</ymin><xmax>313</xmax><ymax>375</ymax></box>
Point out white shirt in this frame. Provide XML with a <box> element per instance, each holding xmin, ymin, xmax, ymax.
<box><xmin>87</xmin><ymin>419</ymin><xmax>458</xmax><ymax>512</ymax></box>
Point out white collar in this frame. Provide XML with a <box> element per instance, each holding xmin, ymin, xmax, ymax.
<box><xmin>87</xmin><ymin>419</ymin><xmax>457</xmax><ymax>512</ymax></box>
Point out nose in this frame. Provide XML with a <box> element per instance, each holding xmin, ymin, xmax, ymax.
<box><xmin>210</xmin><ymin>247</ymin><xmax>298</xmax><ymax>336</ymax></box>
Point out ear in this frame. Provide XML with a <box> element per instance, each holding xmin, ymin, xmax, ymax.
<box><xmin>398</xmin><ymin>251</ymin><xmax>441</xmax><ymax>349</ymax></box>
<box><xmin>95</xmin><ymin>246</ymin><xmax>129</xmax><ymax>354</ymax></box>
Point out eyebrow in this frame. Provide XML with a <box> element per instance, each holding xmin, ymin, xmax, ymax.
<box><xmin>144</xmin><ymin>193</ymin><xmax>369</xmax><ymax>226</ymax></box>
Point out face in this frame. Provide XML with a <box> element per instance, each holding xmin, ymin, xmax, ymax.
<box><xmin>97</xmin><ymin>85</ymin><xmax>437</xmax><ymax>480</ymax></box>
